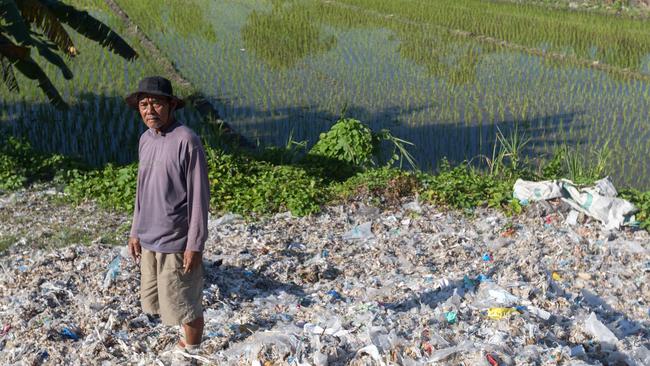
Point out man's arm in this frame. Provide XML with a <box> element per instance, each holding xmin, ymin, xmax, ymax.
<box><xmin>128</xmin><ymin>167</ymin><xmax>142</xmax><ymax>262</ymax></box>
<box><xmin>183</xmin><ymin>140</ymin><xmax>210</xmax><ymax>272</ymax></box>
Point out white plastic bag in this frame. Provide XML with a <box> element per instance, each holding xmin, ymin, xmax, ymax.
<box><xmin>513</xmin><ymin>179</ymin><xmax>564</xmax><ymax>202</ymax></box>
<box><xmin>584</xmin><ymin>312</ymin><xmax>618</xmax><ymax>348</ymax></box>
<box><xmin>513</xmin><ymin>178</ymin><xmax>637</xmax><ymax>230</ymax></box>
<box><xmin>342</xmin><ymin>221</ymin><xmax>374</xmax><ymax>241</ymax></box>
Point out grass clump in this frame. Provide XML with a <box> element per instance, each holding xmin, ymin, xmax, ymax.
<box><xmin>539</xmin><ymin>142</ymin><xmax>612</xmax><ymax>185</ymax></box>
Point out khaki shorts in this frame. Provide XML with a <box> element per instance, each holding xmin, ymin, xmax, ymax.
<box><xmin>140</xmin><ymin>249</ymin><xmax>204</xmax><ymax>326</ymax></box>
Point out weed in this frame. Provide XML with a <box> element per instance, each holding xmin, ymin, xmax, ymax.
<box><xmin>308</xmin><ymin>118</ymin><xmax>376</xmax><ymax>169</ymax></box>
<box><xmin>331</xmin><ymin>167</ymin><xmax>418</xmax><ymax>204</ymax></box>
<box><xmin>63</xmin><ymin>163</ymin><xmax>138</xmax><ymax>213</ymax></box>
<box><xmin>0</xmin><ymin>136</ymin><xmax>84</xmax><ymax>191</ymax></box>
<box><xmin>419</xmin><ymin>159</ymin><xmax>516</xmax><ymax>213</ymax></box>
<box><xmin>1</xmin><ymin>115</ymin><xmax>647</xmax><ymax>233</ymax></box>
<box><xmin>205</xmin><ymin>147</ymin><xmax>325</xmax><ymax>217</ymax></box>
<box><xmin>0</xmin><ymin>235</ymin><xmax>17</xmax><ymax>253</ymax></box>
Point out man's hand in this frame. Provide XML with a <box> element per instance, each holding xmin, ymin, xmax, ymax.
<box><xmin>128</xmin><ymin>237</ymin><xmax>141</xmax><ymax>264</ymax></box>
<box><xmin>183</xmin><ymin>250</ymin><xmax>202</xmax><ymax>274</ymax></box>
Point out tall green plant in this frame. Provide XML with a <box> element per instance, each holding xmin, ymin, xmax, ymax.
<box><xmin>307</xmin><ymin>117</ymin><xmax>417</xmax><ymax>174</ymax></box>
<box><xmin>309</xmin><ymin>118</ymin><xmax>376</xmax><ymax>168</ymax></box>
<box><xmin>551</xmin><ymin>140</ymin><xmax>612</xmax><ymax>184</ymax></box>
<box><xmin>473</xmin><ymin>124</ymin><xmax>531</xmax><ymax>178</ymax></box>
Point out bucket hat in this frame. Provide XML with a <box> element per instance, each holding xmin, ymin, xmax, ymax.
<box><xmin>125</xmin><ymin>76</ymin><xmax>185</xmax><ymax>109</ymax></box>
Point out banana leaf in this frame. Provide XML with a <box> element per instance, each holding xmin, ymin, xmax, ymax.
<box><xmin>40</xmin><ymin>0</ymin><xmax>137</xmax><ymax>60</ymax></box>
<box><xmin>0</xmin><ymin>0</ymin><xmax>36</xmax><ymax>45</ymax></box>
<box><xmin>0</xmin><ymin>36</ymin><xmax>30</xmax><ymax>59</ymax></box>
<box><xmin>0</xmin><ymin>54</ymin><xmax>19</xmax><ymax>91</ymax></box>
<box><xmin>0</xmin><ymin>33</ymin><xmax>67</xmax><ymax>109</ymax></box>
<box><xmin>16</xmin><ymin>0</ymin><xmax>76</xmax><ymax>56</ymax></box>
<box><xmin>31</xmin><ymin>34</ymin><xmax>73</xmax><ymax>79</ymax></box>
<box><xmin>1</xmin><ymin>0</ymin><xmax>72</xmax><ymax>79</ymax></box>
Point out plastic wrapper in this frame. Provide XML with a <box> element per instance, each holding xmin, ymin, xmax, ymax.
<box><xmin>584</xmin><ymin>312</ymin><xmax>619</xmax><ymax>348</ymax></box>
<box><xmin>486</xmin><ymin>307</ymin><xmax>519</xmax><ymax>320</ymax></box>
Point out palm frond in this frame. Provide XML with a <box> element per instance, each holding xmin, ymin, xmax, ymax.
<box><xmin>0</xmin><ymin>54</ymin><xmax>19</xmax><ymax>92</ymax></box>
<box><xmin>0</xmin><ymin>33</ymin><xmax>67</xmax><ymax>109</ymax></box>
<box><xmin>32</xmin><ymin>34</ymin><xmax>73</xmax><ymax>79</ymax></box>
<box><xmin>0</xmin><ymin>38</ymin><xmax>31</xmax><ymax>59</ymax></box>
<box><xmin>40</xmin><ymin>0</ymin><xmax>137</xmax><ymax>60</ymax></box>
<box><xmin>0</xmin><ymin>0</ymin><xmax>36</xmax><ymax>45</ymax></box>
<box><xmin>14</xmin><ymin>56</ymin><xmax>67</xmax><ymax>108</ymax></box>
<box><xmin>16</xmin><ymin>0</ymin><xmax>77</xmax><ymax>56</ymax></box>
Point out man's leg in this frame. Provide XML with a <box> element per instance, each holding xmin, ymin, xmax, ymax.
<box><xmin>158</xmin><ymin>252</ymin><xmax>205</xmax><ymax>348</ymax></box>
<box><xmin>180</xmin><ymin>316</ymin><xmax>204</xmax><ymax>347</ymax></box>
<box><xmin>140</xmin><ymin>249</ymin><xmax>160</xmax><ymax>315</ymax></box>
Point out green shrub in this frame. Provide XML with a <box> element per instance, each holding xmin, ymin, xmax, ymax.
<box><xmin>419</xmin><ymin>159</ymin><xmax>519</xmax><ymax>214</ymax></box>
<box><xmin>331</xmin><ymin>167</ymin><xmax>419</xmax><ymax>204</ymax></box>
<box><xmin>205</xmin><ymin>146</ymin><xmax>325</xmax><ymax>216</ymax></box>
<box><xmin>306</xmin><ymin>117</ymin><xmax>416</xmax><ymax>180</ymax></box>
<box><xmin>58</xmin><ymin>145</ymin><xmax>325</xmax><ymax>217</ymax></box>
<box><xmin>63</xmin><ymin>163</ymin><xmax>138</xmax><ymax>212</ymax></box>
<box><xmin>307</xmin><ymin>117</ymin><xmax>375</xmax><ymax>173</ymax></box>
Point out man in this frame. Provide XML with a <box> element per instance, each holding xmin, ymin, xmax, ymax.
<box><xmin>125</xmin><ymin>76</ymin><xmax>210</xmax><ymax>355</ymax></box>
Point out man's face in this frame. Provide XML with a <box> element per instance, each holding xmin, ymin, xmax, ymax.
<box><xmin>138</xmin><ymin>95</ymin><xmax>177</xmax><ymax>130</ymax></box>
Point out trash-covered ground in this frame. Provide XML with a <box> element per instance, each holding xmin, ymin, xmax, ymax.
<box><xmin>0</xmin><ymin>187</ymin><xmax>649</xmax><ymax>365</ymax></box>
<box><xmin>0</xmin><ymin>186</ymin><xmax>129</xmax><ymax>250</ymax></box>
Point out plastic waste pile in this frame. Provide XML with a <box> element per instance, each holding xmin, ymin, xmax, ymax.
<box><xmin>0</xmin><ymin>198</ymin><xmax>648</xmax><ymax>365</ymax></box>
<box><xmin>513</xmin><ymin>177</ymin><xmax>637</xmax><ymax>230</ymax></box>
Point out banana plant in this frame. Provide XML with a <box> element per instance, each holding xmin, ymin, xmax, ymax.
<box><xmin>0</xmin><ymin>0</ymin><xmax>137</xmax><ymax>109</ymax></box>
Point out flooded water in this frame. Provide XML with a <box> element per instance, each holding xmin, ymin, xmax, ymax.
<box><xmin>149</xmin><ymin>0</ymin><xmax>650</xmax><ymax>188</ymax></box>
<box><xmin>1</xmin><ymin>0</ymin><xmax>649</xmax><ymax>188</ymax></box>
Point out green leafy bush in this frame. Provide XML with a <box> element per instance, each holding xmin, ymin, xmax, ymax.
<box><xmin>308</xmin><ymin>117</ymin><xmax>375</xmax><ymax>169</ymax></box>
<box><xmin>419</xmin><ymin>159</ymin><xmax>518</xmax><ymax>214</ymax></box>
<box><xmin>205</xmin><ymin>146</ymin><xmax>325</xmax><ymax>216</ymax></box>
<box><xmin>63</xmin><ymin>163</ymin><xmax>138</xmax><ymax>212</ymax></box>
<box><xmin>306</xmin><ymin>117</ymin><xmax>417</xmax><ymax>180</ymax></box>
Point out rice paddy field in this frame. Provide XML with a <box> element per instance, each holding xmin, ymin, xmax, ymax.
<box><xmin>2</xmin><ymin>0</ymin><xmax>650</xmax><ymax>188</ymax></box>
<box><xmin>0</xmin><ymin>0</ymin><xmax>206</xmax><ymax>166</ymax></box>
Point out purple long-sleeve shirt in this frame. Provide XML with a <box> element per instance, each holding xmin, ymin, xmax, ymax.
<box><xmin>129</xmin><ymin>121</ymin><xmax>210</xmax><ymax>253</ymax></box>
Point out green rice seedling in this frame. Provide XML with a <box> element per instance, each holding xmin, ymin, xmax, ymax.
<box><xmin>20</xmin><ymin>0</ymin><xmax>646</xmax><ymax>189</ymax></box>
